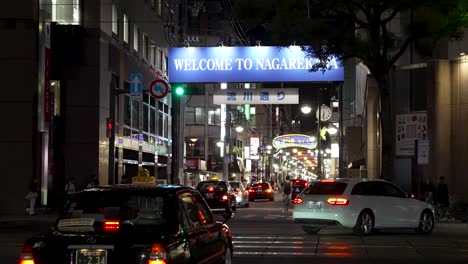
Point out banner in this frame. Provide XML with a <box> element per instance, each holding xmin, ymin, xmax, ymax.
<box><xmin>213</xmin><ymin>88</ymin><xmax>298</xmax><ymax>105</ymax></box>
<box><xmin>168</xmin><ymin>46</ymin><xmax>344</xmax><ymax>83</ymax></box>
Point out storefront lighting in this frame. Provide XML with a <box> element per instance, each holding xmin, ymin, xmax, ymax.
<box><xmin>235</xmin><ymin>125</ymin><xmax>244</xmax><ymax>132</ymax></box>
<box><xmin>216</xmin><ymin>141</ymin><xmax>224</xmax><ymax>147</ymax></box>
<box><xmin>328</xmin><ymin>125</ymin><xmax>338</xmax><ymax>135</ymax></box>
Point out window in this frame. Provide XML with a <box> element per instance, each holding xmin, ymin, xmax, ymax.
<box><xmin>49</xmin><ymin>0</ymin><xmax>80</xmax><ymax>25</ymax></box>
<box><xmin>379</xmin><ymin>182</ymin><xmax>407</xmax><ymax>198</ymax></box>
<box><xmin>195</xmin><ymin>108</ymin><xmax>205</xmax><ymax>124</ymax></box>
<box><xmin>304</xmin><ymin>182</ymin><xmax>347</xmax><ymax>195</ymax></box>
<box><xmin>157</xmin><ymin>0</ymin><xmax>162</xmax><ymax>16</ymax></box>
<box><xmin>158</xmin><ymin>49</ymin><xmax>164</xmax><ymax>71</ymax></box>
<box><xmin>143</xmin><ymin>34</ymin><xmax>149</xmax><ymax>60</ymax></box>
<box><xmin>351</xmin><ymin>182</ymin><xmax>374</xmax><ymax>195</ymax></box>
<box><xmin>178</xmin><ymin>192</ymin><xmax>213</xmax><ymax>230</ymax></box>
<box><xmin>150</xmin><ymin>42</ymin><xmax>156</xmax><ymax>65</ymax></box>
<box><xmin>123</xmin><ymin>13</ymin><xmax>128</xmax><ymax>43</ymax></box>
<box><xmin>112</xmin><ymin>4</ymin><xmax>118</xmax><ymax>35</ymax></box>
<box><xmin>133</xmin><ymin>24</ymin><xmax>139</xmax><ymax>52</ymax></box>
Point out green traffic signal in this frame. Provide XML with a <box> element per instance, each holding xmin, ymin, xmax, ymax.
<box><xmin>174</xmin><ymin>86</ymin><xmax>185</xmax><ymax>96</ymax></box>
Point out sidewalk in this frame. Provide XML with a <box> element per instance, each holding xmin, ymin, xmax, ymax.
<box><xmin>0</xmin><ymin>208</ymin><xmax>58</xmax><ymax>228</ymax></box>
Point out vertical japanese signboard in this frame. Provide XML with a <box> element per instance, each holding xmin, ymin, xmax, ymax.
<box><xmin>396</xmin><ymin>112</ymin><xmax>428</xmax><ymax>156</ymax></box>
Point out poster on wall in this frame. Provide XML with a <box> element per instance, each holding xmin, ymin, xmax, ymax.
<box><xmin>396</xmin><ymin>112</ymin><xmax>427</xmax><ymax>156</ymax></box>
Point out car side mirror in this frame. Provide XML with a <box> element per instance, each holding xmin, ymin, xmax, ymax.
<box><xmin>221</xmin><ymin>208</ymin><xmax>234</xmax><ymax>224</ymax></box>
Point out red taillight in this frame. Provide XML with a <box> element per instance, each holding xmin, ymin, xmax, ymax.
<box><xmin>304</xmin><ymin>182</ymin><xmax>309</xmax><ymax>187</ymax></box>
<box><xmin>19</xmin><ymin>243</ymin><xmax>35</xmax><ymax>264</ymax></box>
<box><xmin>148</xmin><ymin>243</ymin><xmax>167</xmax><ymax>264</ymax></box>
<box><xmin>295</xmin><ymin>180</ymin><xmax>300</xmax><ymax>184</ymax></box>
<box><xmin>208</xmin><ymin>187</ymin><xmax>214</xmax><ymax>192</ymax></box>
<box><xmin>327</xmin><ymin>198</ymin><xmax>349</xmax><ymax>205</ymax></box>
<box><xmin>222</xmin><ymin>195</ymin><xmax>229</xmax><ymax>200</ymax></box>
<box><xmin>104</xmin><ymin>220</ymin><xmax>120</xmax><ymax>231</ymax></box>
<box><xmin>293</xmin><ymin>197</ymin><xmax>304</xmax><ymax>204</ymax></box>
<box><xmin>248</xmin><ymin>188</ymin><xmax>255</xmax><ymax>193</ymax></box>
<box><xmin>321</xmin><ymin>179</ymin><xmax>335</xmax><ymax>183</ymax></box>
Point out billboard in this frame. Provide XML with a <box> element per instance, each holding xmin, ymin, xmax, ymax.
<box><xmin>168</xmin><ymin>46</ymin><xmax>344</xmax><ymax>83</ymax></box>
<box><xmin>213</xmin><ymin>88</ymin><xmax>299</xmax><ymax>105</ymax></box>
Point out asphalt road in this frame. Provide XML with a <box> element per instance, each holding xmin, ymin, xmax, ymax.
<box><xmin>2</xmin><ymin>192</ymin><xmax>468</xmax><ymax>264</ymax></box>
<box><xmin>227</xmin><ymin>192</ymin><xmax>468</xmax><ymax>264</ymax></box>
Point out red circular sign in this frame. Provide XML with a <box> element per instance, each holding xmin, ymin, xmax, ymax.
<box><xmin>149</xmin><ymin>79</ymin><xmax>169</xmax><ymax>99</ymax></box>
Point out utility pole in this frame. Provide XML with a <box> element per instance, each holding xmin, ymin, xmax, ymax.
<box><xmin>171</xmin><ymin>92</ymin><xmax>180</xmax><ymax>184</ymax></box>
<box><xmin>223</xmin><ymin>106</ymin><xmax>231</xmax><ymax>181</ymax></box>
<box><xmin>317</xmin><ymin>87</ymin><xmax>322</xmax><ymax>178</ymax></box>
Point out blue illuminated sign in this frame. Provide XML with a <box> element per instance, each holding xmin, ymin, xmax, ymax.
<box><xmin>273</xmin><ymin>134</ymin><xmax>317</xmax><ymax>150</ymax></box>
<box><xmin>168</xmin><ymin>46</ymin><xmax>344</xmax><ymax>83</ymax></box>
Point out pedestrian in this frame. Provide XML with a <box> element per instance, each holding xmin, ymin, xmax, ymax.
<box><xmin>25</xmin><ymin>182</ymin><xmax>38</xmax><ymax>215</ymax></box>
<box><xmin>422</xmin><ymin>177</ymin><xmax>435</xmax><ymax>204</ymax></box>
<box><xmin>436</xmin><ymin>176</ymin><xmax>450</xmax><ymax>216</ymax></box>
<box><xmin>86</xmin><ymin>174</ymin><xmax>99</xmax><ymax>189</ymax></box>
<box><xmin>65</xmin><ymin>177</ymin><xmax>77</xmax><ymax>195</ymax></box>
<box><xmin>282</xmin><ymin>176</ymin><xmax>292</xmax><ymax>198</ymax></box>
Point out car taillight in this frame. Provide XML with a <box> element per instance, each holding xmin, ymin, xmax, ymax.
<box><xmin>19</xmin><ymin>242</ymin><xmax>35</xmax><ymax>264</ymax></box>
<box><xmin>248</xmin><ymin>189</ymin><xmax>255</xmax><ymax>193</ymax></box>
<box><xmin>222</xmin><ymin>195</ymin><xmax>229</xmax><ymax>200</ymax></box>
<box><xmin>266</xmin><ymin>189</ymin><xmax>272</xmax><ymax>193</ymax></box>
<box><xmin>321</xmin><ymin>179</ymin><xmax>335</xmax><ymax>183</ymax></box>
<box><xmin>104</xmin><ymin>220</ymin><xmax>120</xmax><ymax>231</ymax></box>
<box><xmin>148</xmin><ymin>243</ymin><xmax>167</xmax><ymax>264</ymax></box>
<box><xmin>304</xmin><ymin>182</ymin><xmax>309</xmax><ymax>187</ymax></box>
<box><xmin>327</xmin><ymin>197</ymin><xmax>349</xmax><ymax>205</ymax></box>
<box><xmin>208</xmin><ymin>187</ymin><xmax>214</xmax><ymax>192</ymax></box>
<box><xmin>293</xmin><ymin>197</ymin><xmax>304</xmax><ymax>204</ymax></box>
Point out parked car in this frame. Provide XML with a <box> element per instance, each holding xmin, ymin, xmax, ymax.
<box><xmin>197</xmin><ymin>180</ymin><xmax>237</xmax><ymax>212</ymax></box>
<box><xmin>248</xmin><ymin>182</ymin><xmax>274</xmax><ymax>201</ymax></box>
<box><xmin>229</xmin><ymin>181</ymin><xmax>250</xmax><ymax>207</ymax></box>
<box><xmin>19</xmin><ymin>184</ymin><xmax>233</xmax><ymax>264</ymax></box>
<box><xmin>291</xmin><ymin>179</ymin><xmax>309</xmax><ymax>200</ymax></box>
<box><xmin>293</xmin><ymin>178</ymin><xmax>435</xmax><ymax>235</ymax></box>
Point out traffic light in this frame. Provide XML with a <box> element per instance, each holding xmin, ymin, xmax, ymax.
<box><xmin>106</xmin><ymin>118</ymin><xmax>114</xmax><ymax>138</ymax></box>
<box><xmin>174</xmin><ymin>84</ymin><xmax>185</xmax><ymax>96</ymax></box>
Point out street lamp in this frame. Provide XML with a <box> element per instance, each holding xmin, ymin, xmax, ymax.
<box><xmin>235</xmin><ymin>125</ymin><xmax>244</xmax><ymax>133</ymax></box>
<box><xmin>301</xmin><ymin>105</ymin><xmax>312</xmax><ymax>114</ymax></box>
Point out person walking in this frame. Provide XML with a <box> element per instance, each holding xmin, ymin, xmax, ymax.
<box><xmin>25</xmin><ymin>182</ymin><xmax>38</xmax><ymax>215</ymax></box>
<box><xmin>86</xmin><ymin>174</ymin><xmax>99</xmax><ymax>189</ymax></box>
<box><xmin>436</xmin><ymin>176</ymin><xmax>450</xmax><ymax>218</ymax></box>
<box><xmin>65</xmin><ymin>177</ymin><xmax>77</xmax><ymax>195</ymax></box>
<box><xmin>282</xmin><ymin>176</ymin><xmax>293</xmax><ymax>211</ymax></box>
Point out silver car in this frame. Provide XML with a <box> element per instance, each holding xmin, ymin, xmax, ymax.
<box><xmin>229</xmin><ymin>181</ymin><xmax>250</xmax><ymax>207</ymax></box>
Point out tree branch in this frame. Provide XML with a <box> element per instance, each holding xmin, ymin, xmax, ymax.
<box><xmin>388</xmin><ymin>37</ymin><xmax>412</xmax><ymax>70</ymax></box>
<box><xmin>343</xmin><ymin>1</ymin><xmax>370</xmax><ymax>27</ymax></box>
<box><xmin>381</xmin><ymin>7</ymin><xmax>401</xmax><ymax>24</ymax></box>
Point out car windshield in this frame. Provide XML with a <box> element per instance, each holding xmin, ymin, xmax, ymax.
<box><xmin>230</xmin><ymin>182</ymin><xmax>241</xmax><ymax>189</ymax></box>
<box><xmin>303</xmin><ymin>182</ymin><xmax>347</xmax><ymax>195</ymax></box>
<box><xmin>58</xmin><ymin>191</ymin><xmax>177</xmax><ymax>230</ymax></box>
<box><xmin>197</xmin><ymin>181</ymin><xmax>227</xmax><ymax>191</ymax></box>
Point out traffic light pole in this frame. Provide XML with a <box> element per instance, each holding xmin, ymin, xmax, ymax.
<box><xmin>171</xmin><ymin>93</ymin><xmax>179</xmax><ymax>184</ymax></box>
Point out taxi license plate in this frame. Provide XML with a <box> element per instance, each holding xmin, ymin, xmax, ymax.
<box><xmin>76</xmin><ymin>249</ymin><xmax>107</xmax><ymax>264</ymax></box>
<box><xmin>204</xmin><ymin>193</ymin><xmax>213</xmax><ymax>198</ymax></box>
<box><xmin>257</xmin><ymin>189</ymin><xmax>263</xmax><ymax>193</ymax></box>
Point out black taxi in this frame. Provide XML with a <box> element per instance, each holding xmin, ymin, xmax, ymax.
<box><xmin>19</xmin><ymin>184</ymin><xmax>233</xmax><ymax>264</ymax></box>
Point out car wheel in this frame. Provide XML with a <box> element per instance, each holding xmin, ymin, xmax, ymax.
<box><xmin>302</xmin><ymin>226</ymin><xmax>321</xmax><ymax>235</ymax></box>
<box><xmin>354</xmin><ymin>210</ymin><xmax>374</xmax><ymax>236</ymax></box>
<box><xmin>417</xmin><ymin>210</ymin><xmax>434</xmax><ymax>234</ymax></box>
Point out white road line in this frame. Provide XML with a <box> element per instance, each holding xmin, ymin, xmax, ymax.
<box><xmin>234</xmin><ymin>236</ymin><xmax>306</xmax><ymax>239</ymax></box>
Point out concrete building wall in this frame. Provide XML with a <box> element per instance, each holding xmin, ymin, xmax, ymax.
<box><xmin>0</xmin><ymin>1</ymin><xmax>38</xmax><ymax>214</ymax></box>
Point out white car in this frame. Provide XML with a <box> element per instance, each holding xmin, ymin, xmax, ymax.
<box><xmin>229</xmin><ymin>181</ymin><xmax>250</xmax><ymax>208</ymax></box>
<box><xmin>292</xmin><ymin>178</ymin><xmax>435</xmax><ymax>235</ymax></box>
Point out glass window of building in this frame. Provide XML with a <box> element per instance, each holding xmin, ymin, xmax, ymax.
<box><xmin>112</xmin><ymin>4</ymin><xmax>118</xmax><ymax>35</ymax></box>
<box><xmin>158</xmin><ymin>49</ymin><xmax>164</xmax><ymax>71</ymax></box>
<box><xmin>131</xmin><ymin>99</ymin><xmax>139</xmax><ymax>128</ymax></box>
<box><xmin>157</xmin><ymin>0</ymin><xmax>162</xmax><ymax>16</ymax></box>
<box><xmin>47</xmin><ymin>0</ymin><xmax>80</xmax><ymax>25</ymax></box>
<box><xmin>133</xmin><ymin>24</ymin><xmax>139</xmax><ymax>52</ymax></box>
<box><xmin>186</xmin><ymin>107</ymin><xmax>195</xmax><ymax>124</ymax></box>
<box><xmin>195</xmin><ymin>108</ymin><xmax>205</xmax><ymax>124</ymax></box>
<box><xmin>158</xmin><ymin>111</ymin><xmax>164</xmax><ymax>136</ymax></box>
<box><xmin>123</xmin><ymin>13</ymin><xmax>128</xmax><ymax>43</ymax></box>
<box><xmin>144</xmin><ymin>104</ymin><xmax>149</xmax><ymax>132</ymax></box>
<box><xmin>150</xmin><ymin>42</ymin><xmax>156</xmax><ymax>66</ymax></box>
<box><xmin>142</xmin><ymin>34</ymin><xmax>149</xmax><ymax>59</ymax></box>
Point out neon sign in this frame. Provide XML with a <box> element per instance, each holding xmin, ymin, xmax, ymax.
<box><xmin>272</xmin><ymin>134</ymin><xmax>317</xmax><ymax>149</ymax></box>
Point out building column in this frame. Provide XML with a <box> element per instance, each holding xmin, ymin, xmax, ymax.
<box><xmin>366</xmin><ymin>75</ymin><xmax>380</xmax><ymax>179</ymax></box>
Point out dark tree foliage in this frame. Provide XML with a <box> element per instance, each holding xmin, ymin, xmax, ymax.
<box><xmin>234</xmin><ymin>0</ymin><xmax>468</xmax><ymax>178</ymax></box>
